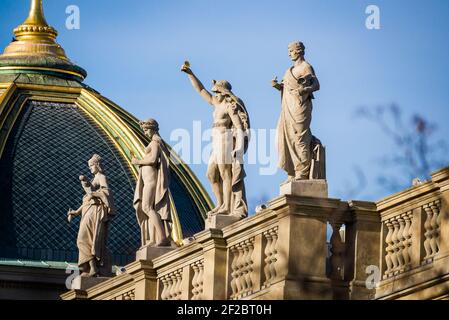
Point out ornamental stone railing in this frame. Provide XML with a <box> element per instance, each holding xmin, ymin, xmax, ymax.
<box><xmin>60</xmin><ymin>166</ymin><xmax>449</xmax><ymax>301</ymax></box>
<box><xmin>375</xmin><ymin>167</ymin><xmax>449</xmax><ymax>300</ymax></box>
<box><xmin>62</xmin><ymin>194</ymin><xmax>350</xmax><ymax>300</ymax></box>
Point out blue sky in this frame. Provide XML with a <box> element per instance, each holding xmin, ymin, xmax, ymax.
<box><xmin>1</xmin><ymin>0</ymin><xmax>448</xmax><ymax>210</ymax></box>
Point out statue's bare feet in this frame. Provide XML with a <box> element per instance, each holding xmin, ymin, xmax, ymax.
<box><xmin>207</xmin><ymin>205</ymin><xmax>222</xmax><ymax>216</ymax></box>
<box><xmin>215</xmin><ymin>205</ymin><xmax>230</xmax><ymax>215</ymax></box>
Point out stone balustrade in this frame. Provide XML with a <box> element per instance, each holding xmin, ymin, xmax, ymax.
<box><xmin>375</xmin><ymin>167</ymin><xmax>449</xmax><ymax>300</ymax></box>
<box><xmin>380</xmin><ymin>200</ymin><xmax>443</xmax><ymax>280</ymax></box>
<box><xmin>62</xmin><ymin>194</ymin><xmax>347</xmax><ymax>300</ymax></box>
<box><xmin>60</xmin><ymin>167</ymin><xmax>449</xmax><ymax>301</ymax></box>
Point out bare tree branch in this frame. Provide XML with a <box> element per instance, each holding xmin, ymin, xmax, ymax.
<box><xmin>355</xmin><ymin>104</ymin><xmax>448</xmax><ymax>194</ymax></box>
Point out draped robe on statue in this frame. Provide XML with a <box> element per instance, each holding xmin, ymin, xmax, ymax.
<box><xmin>77</xmin><ymin>179</ymin><xmax>115</xmax><ymax>268</ymax></box>
<box><xmin>277</xmin><ymin>65</ymin><xmax>316</xmax><ymax>179</ymax></box>
<box><xmin>230</xmin><ymin>100</ymin><xmax>249</xmax><ymax>218</ymax></box>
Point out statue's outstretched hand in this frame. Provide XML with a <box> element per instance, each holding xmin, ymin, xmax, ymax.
<box><xmin>181</xmin><ymin>61</ymin><xmax>192</xmax><ymax>74</ymax></box>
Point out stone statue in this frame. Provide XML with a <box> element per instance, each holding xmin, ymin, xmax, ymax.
<box><xmin>132</xmin><ymin>119</ymin><xmax>172</xmax><ymax>247</ymax></box>
<box><xmin>182</xmin><ymin>61</ymin><xmax>249</xmax><ymax>219</ymax></box>
<box><xmin>272</xmin><ymin>41</ymin><xmax>325</xmax><ymax>181</ymax></box>
<box><xmin>67</xmin><ymin>154</ymin><xmax>115</xmax><ymax>278</ymax></box>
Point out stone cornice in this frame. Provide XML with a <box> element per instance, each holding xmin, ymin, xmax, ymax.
<box><xmin>269</xmin><ymin>194</ymin><xmax>345</xmax><ymax>220</ymax></box>
<box><xmin>376</xmin><ymin>179</ymin><xmax>442</xmax><ymax>221</ymax></box>
<box><xmin>348</xmin><ymin>200</ymin><xmax>380</xmax><ymax>223</ymax></box>
<box><xmin>432</xmin><ymin>167</ymin><xmax>449</xmax><ymax>192</ymax></box>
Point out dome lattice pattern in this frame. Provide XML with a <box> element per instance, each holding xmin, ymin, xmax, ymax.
<box><xmin>0</xmin><ymin>101</ymin><xmax>139</xmax><ymax>265</ymax></box>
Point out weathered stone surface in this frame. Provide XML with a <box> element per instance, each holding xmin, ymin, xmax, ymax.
<box><xmin>205</xmin><ymin>214</ymin><xmax>241</xmax><ymax>230</ymax></box>
<box><xmin>280</xmin><ymin>179</ymin><xmax>328</xmax><ymax>198</ymax></box>
<box><xmin>136</xmin><ymin>245</ymin><xmax>175</xmax><ymax>261</ymax></box>
<box><xmin>71</xmin><ymin>276</ymin><xmax>111</xmax><ymax>291</ymax></box>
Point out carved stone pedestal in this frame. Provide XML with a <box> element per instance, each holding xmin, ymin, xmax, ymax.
<box><xmin>205</xmin><ymin>214</ymin><xmax>241</xmax><ymax>230</ymax></box>
<box><xmin>280</xmin><ymin>179</ymin><xmax>328</xmax><ymax>198</ymax></box>
<box><xmin>136</xmin><ymin>245</ymin><xmax>175</xmax><ymax>261</ymax></box>
<box><xmin>71</xmin><ymin>276</ymin><xmax>111</xmax><ymax>291</ymax></box>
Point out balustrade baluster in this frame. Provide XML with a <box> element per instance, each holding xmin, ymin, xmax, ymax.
<box><xmin>391</xmin><ymin>218</ymin><xmax>400</xmax><ymax>274</ymax></box>
<box><xmin>237</xmin><ymin>244</ymin><xmax>247</xmax><ymax>296</ymax></box>
<box><xmin>423</xmin><ymin>204</ymin><xmax>433</xmax><ymax>262</ymax></box>
<box><xmin>435</xmin><ymin>200</ymin><xmax>442</xmax><ymax>251</ymax></box>
<box><xmin>402</xmin><ymin>213</ymin><xmax>412</xmax><ymax>270</ymax></box>
<box><xmin>263</xmin><ymin>232</ymin><xmax>273</xmax><ymax>286</ymax></box>
<box><xmin>397</xmin><ymin>216</ymin><xmax>406</xmax><ymax>272</ymax></box>
<box><xmin>269</xmin><ymin>229</ymin><xmax>278</xmax><ymax>281</ymax></box>
<box><xmin>230</xmin><ymin>246</ymin><xmax>239</xmax><ymax>298</ymax></box>
<box><xmin>175</xmin><ymin>270</ymin><xmax>183</xmax><ymax>300</ymax></box>
<box><xmin>160</xmin><ymin>276</ymin><xmax>168</xmax><ymax>300</ymax></box>
<box><xmin>191</xmin><ymin>263</ymin><xmax>199</xmax><ymax>299</ymax></box>
<box><xmin>430</xmin><ymin>202</ymin><xmax>440</xmax><ymax>256</ymax></box>
<box><xmin>384</xmin><ymin>220</ymin><xmax>394</xmax><ymax>278</ymax></box>
<box><xmin>197</xmin><ymin>262</ymin><xmax>204</xmax><ymax>299</ymax></box>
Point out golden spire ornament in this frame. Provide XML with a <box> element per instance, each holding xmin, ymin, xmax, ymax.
<box><xmin>21</xmin><ymin>0</ymin><xmax>50</xmax><ymax>26</ymax></box>
<box><xmin>2</xmin><ymin>0</ymin><xmax>68</xmax><ymax>60</ymax></box>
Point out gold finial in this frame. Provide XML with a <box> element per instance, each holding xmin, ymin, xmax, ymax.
<box><xmin>13</xmin><ymin>0</ymin><xmax>58</xmax><ymax>42</ymax></box>
<box><xmin>23</xmin><ymin>0</ymin><xmax>49</xmax><ymax>27</ymax></box>
<box><xmin>1</xmin><ymin>0</ymin><xmax>67</xmax><ymax>60</ymax></box>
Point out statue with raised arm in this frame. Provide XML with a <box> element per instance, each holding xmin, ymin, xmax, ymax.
<box><xmin>182</xmin><ymin>61</ymin><xmax>249</xmax><ymax>219</ymax></box>
<box><xmin>272</xmin><ymin>41</ymin><xmax>326</xmax><ymax>181</ymax></box>
<box><xmin>67</xmin><ymin>154</ymin><xmax>115</xmax><ymax>278</ymax></box>
<box><xmin>132</xmin><ymin>119</ymin><xmax>172</xmax><ymax>248</ymax></box>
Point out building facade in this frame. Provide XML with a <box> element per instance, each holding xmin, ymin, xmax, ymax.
<box><xmin>1</xmin><ymin>1</ymin><xmax>449</xmax><ymax>301</ymax></box>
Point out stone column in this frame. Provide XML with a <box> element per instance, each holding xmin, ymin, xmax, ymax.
<box><xmin>127</xmin><ymin>260</ymin><xmax>158</xmax><ymax>300</ymax></box>
<box><xmin>196</xmin><ymin>229</ymin><xmax>227</xmax><ymax>300</ymax></box>
<box><xmin>346</xmin><ymin>201</ymin><xmax>381</xmax><ymax>300</ymax></box>
<box><xmin>268</xmin><ymin>195</ymin><xmax>338</xmax><ymax>300</ymax></box>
